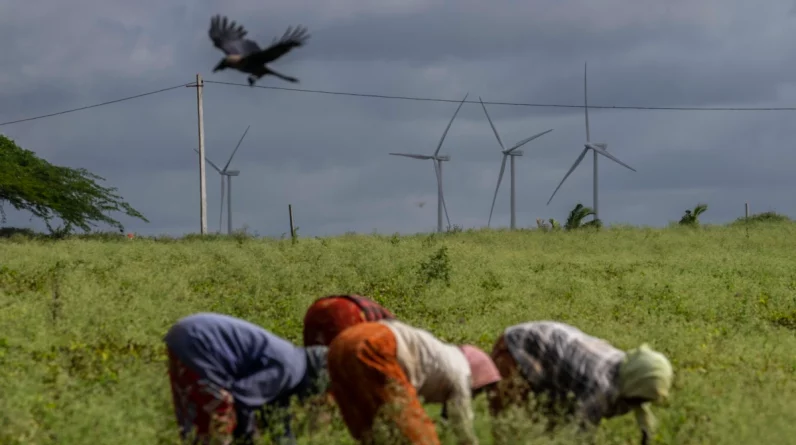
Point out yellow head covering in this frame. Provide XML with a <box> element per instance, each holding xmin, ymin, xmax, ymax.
<box><xmin>617</xmin><ymin>344</ymin><xmax>673</xmax><ymax>435</ymax></box>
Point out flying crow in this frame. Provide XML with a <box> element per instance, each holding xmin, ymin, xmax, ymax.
<box><xmin>208</xmin><ymin>15</ymin><xmax>310</xmax><ymax>86</ymax></box>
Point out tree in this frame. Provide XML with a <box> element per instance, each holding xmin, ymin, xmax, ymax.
<box><xmin>565</xmin><ymin>203</ymin><xmax>602</xmax><ymax>231</ymax></box>
<box><xmin>679</xmin><ymin>203</ymin><xmax>708</xmax><ymax>226</ymax></box>
<box><xmin>0</xmin><ymin>134</ymin><xmax>148</xmax><ymax>233</ymax></box>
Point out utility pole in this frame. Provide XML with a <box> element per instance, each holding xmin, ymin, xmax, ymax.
<box><xmin>189</xmin><ymin>74</ymin><xmax>208</xmax><ymax>235</ymax></box>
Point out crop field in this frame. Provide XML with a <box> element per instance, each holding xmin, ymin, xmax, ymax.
<box><xmin>1</xmin><ymin>223</ymin><xmax>795</xmax><ymax>444</ymax></box>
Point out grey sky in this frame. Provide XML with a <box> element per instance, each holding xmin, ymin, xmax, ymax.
<box><xmin>2</xmin><ymin>0</ymin><xmax>796</xmax><ymax>237</ymax></box>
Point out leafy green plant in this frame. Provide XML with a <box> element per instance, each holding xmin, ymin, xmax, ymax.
<box><xmin>445</xmin><ymin>224</ymin><xmax>463</xmax><ymax>234</ymax></box>
<box><xmin>421</xmin><ymin>233</ymin><xmax>437</xmax><ymax>248</ymax></box>
<box><xmin>389</xmin><ymin>233</ymin><xmax>401</xmax><ymax>245</ymax></box>
<box><xmin>564</xmin><ymin>203</ymin><xmax>601</xmax><ymax>231</ymax></box>
<box><xmin>768</xmin><ymin>310</ymin><xmax>796</xmax><ymax>331</ymax></box>
<box><xmin>679</xmin><ymin>203</ymin><xmax>708</xmax><ymax>226</ymax></box>
<box><xmin>480</xmin><ymin>270</ymin><xmax>503</xmax><ymax>291</ymax></box>
<box><xmin>416</xmin><ymin>246</ymin><xmax>451</xmax><ymax>286</ymax></box>
<box><xmin>231</xmin><ymin>225</ymin><xmax>256</xmax><ymax>246</ymax></box>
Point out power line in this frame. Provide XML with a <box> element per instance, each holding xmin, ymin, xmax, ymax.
<box><xmin>204</xmin><ymin>80</ymin><xmax>796</xmax><ymax>112</ymax></box>
<box><xmin>0</xmin><ymin>83</ymin><xmax>190</xmax><ymax>127</ymax></box>
<box><xmin>3</xmin><ymin>78</ymin><xmax>796</xmax><ymax>129</ymax></box>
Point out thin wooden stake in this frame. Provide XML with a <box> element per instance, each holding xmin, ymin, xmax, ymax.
<box><xmin>288</xmin><ymin>204</ymin><xmax>296</xmax><ymax>242</ymax></box>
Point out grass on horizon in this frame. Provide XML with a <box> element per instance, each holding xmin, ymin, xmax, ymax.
<box><xmin>1</xmin><ymin>223</ymin><xmax>795</xmax><ymax>444</ymax></box>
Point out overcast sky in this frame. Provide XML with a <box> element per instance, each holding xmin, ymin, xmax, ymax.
<box><xmin>2</xmin><ymin>0</ymin><xmax>796</xmax><ymax>237</ymax></box>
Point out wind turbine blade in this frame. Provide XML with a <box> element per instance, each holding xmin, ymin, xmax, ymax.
<box><xmin>584</xmin><ymin>62</ymin><xmax>590</xmax><ymax>143</ymax></box>
<box><xmin>219</xmin><ymin>177</ymin><xmax>225</xmax><ymax>234</ymax></box>
<box><xmin>592</xmin><ymin>145</ymin><xmax>637</xmax><ymax>172</ymax></box>
<box><xmin>507</xmin><ymin>129</ymin><xmax>554</xmax><ymax>153</ymax></box>
<box><xmin>434</xmin><ymin>93</ymin><xmax>469</xmax><ymax>156</ymax></box>
<box><xmin>433</xmin><ymin>161</ymin><xmax>451</xmax><ymax>229</ymax></box>
<box><xmin>223</xmin><ymin>125</ymin><xmax>250</xmax><ymax>171</ymax></box>
<box><xmin>487</xmin><ymin>155</ymin><xmax>509</xmax><ymax>227</ymax></box>
<box><xmin>546</xmin><ymin>147</ymin><xmax>589</xmax><ymax>206</ymax></box>
<box><xmin>389</xmin><ymin>153</ymin><xmax>434</xmax><ymax>160</ymax></box>
<box><xmin>479</xmin><ymin>96</ymin><xmax>505</xmax><ymax>150</ymax></box>
<box><xmin>194</xmin><ymin>148</ymin><xmax>223</xmax><ymax>173</ymax></box>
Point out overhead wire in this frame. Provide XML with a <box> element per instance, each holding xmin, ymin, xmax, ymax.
<box><xmin>203</xmin><ymin>80</ymin><xmax>796</xmax><ymax>111</ymax></box>
<box><xmin>2</xmin><ymin>78</ymin><xmax>796</xmax><ymax>128</ymax></box>
<box><xmin>0</xmin><ymin>83</ymin><xmax>191</xmax><ymax>127</ymax></box>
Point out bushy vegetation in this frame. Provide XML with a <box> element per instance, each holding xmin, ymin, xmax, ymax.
<box><xmin>1</xmin><ymin>221</ymin><xmax>795</xmax><ymax>444</ymax></box>
<box><xmin>733</xmin><ymin>211</ymin><xmax>791</xmax><ymax>225</ymax></box>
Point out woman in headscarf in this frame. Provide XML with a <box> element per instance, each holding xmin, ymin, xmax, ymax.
<box><xmin>303</xmin><ymin>294</ymin><xmax>395</xmax><ymax>347</ymax></box>
<box><xmin>327</xmin><ymin>319</ymin><xmax>501</xmax><ymax>445</ymax></box>
<box><xmin>164</xmin><ymin>312</ymin><xmax>330</xmax><ymax>445</ymax></box>
<box><xmin>487</xmin><ymin>321</ymin><xmax>674</xmax><ymax>445</ymax></box>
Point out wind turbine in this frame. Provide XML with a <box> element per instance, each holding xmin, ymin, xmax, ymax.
<box><xmin>546</xmin><ymin>63</ymin><xmax>636</xmax><ymax>223</ymax></box>
<box><xmin>194</xmin><ymin>125</ymin><xmax>250</xmax><ymax>235</ymax></box>
<box><xmin>389</xmin><ymin>93</ymin><xmax>469</xmax><ymax>233</ymax></box>
<box><xmin>479</xmin><ymin>97</ymin><xmax>553</xmax><ymax>229</ymax></box>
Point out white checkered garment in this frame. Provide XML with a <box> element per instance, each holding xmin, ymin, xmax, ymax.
<box><xmin>503</xmin><ymin>321</ymin><xmax>629</xmax><ymax>424</ymax></box>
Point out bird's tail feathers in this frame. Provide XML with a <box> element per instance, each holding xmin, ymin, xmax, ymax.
<box><xmin>269</xmin><ymin>69</ymin><xmax>299</xmax><ymax>83</ymax></box>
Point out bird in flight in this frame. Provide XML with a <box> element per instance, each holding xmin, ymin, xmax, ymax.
<box><xmin>208</xmin><ymin>15</ymin><xmax>310</xmax><ymax>86</ymax></box>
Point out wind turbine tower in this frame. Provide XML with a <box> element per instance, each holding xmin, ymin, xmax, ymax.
<box><xmin>389</xmin><ymin>94</ymin><xmax>469</xmax><ymax>233</ymax></box>
<box><xmin>195</xmin><ymin>125</ymin><xmax>250</xmax><ymax>235</ymax></box>
<box><xmin>479</xmin><ymin>97</ymin><xmax>553</xmax><ymax>229</ymax></box>
<box><xmin>546</xmin><ymin>63</ymin><xmax>636</xmax><ymax>222</ymax></box>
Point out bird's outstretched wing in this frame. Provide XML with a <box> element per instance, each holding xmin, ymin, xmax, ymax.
<box><xmin>208</xmin><ymin>15</ymin><xmax>261</xmax><ymax>56</ymax></box>
<box><xmin>249</xmin><ymin>25</ymin><xmax>310</xmax><ymax>65</ymax></box>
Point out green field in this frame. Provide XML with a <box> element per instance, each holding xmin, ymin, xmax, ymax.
<box><xmin>1</xmin><ymin>223</ymin><xmax>795</xmax><ymax>444</ymax></box>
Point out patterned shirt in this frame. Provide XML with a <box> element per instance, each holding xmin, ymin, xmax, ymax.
<box><xmin>502</xmin><ymin>321</ymin><xmax>629</xmax><ymax>425</ymax></box>
<box><xmin>379</xmin><ymin>319</ymin><xmax>479</xmax><ymax>445</ymax></box>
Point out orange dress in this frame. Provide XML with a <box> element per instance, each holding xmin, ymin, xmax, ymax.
<box><xmin>327</xmin><ymin>322</ymin><xmax>440</xmax><ymax>445</ymax></box>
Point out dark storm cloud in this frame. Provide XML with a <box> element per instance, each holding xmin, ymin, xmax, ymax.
<box><xmin>306</xmin><ymin>0</ymin><xmax>796</xmax><ymax>114</ymax></box>
<box><xmin>304</xmin><ymin>1</ymin><xmax>731</xmax><ymax>62</ymax></box>
<box><xmin>3</xmin><ymin>0</ymin><xmax>796</xmax><ymax>237</ymax></box>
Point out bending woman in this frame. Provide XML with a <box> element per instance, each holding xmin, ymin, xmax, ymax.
<box><xmin>328</xmin><ymin>319</ymin><xmax>501</xmax><ymax>445</ymax></box>
<box><xmin>164</xmin><ymin>312</ymin><xmax>329</xmax><ymax>445</ymax></box>
<box><xmin>303</xmin><ymin>294</ymin><xmax>395</xmax><ymax>346</ymax></box>
<box><xmin>488</xmin><ymin>321</ymin><xmax>673</xmax><ymax>445</ymax></box>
